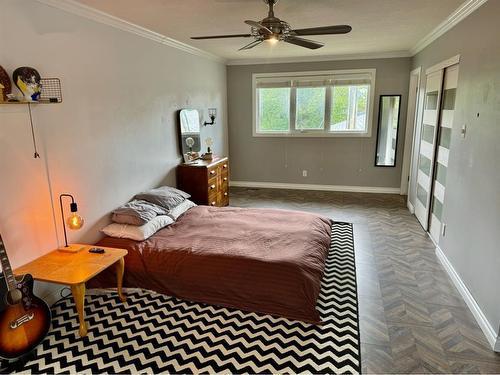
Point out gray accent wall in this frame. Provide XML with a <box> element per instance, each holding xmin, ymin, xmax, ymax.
<box><xmin>227</xmin><ymin>58</ymin><xmax>410</xmax><ymax>188</ymax></box>
<box><xmin>412</xmin><ymin>0</ymin><xmax>500</xmax><ymax>337</ymax></box>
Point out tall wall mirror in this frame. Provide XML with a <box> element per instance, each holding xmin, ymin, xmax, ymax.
<box><xmin>375</xmin><ymin>95</ymin><xmax>401</xmax><ymax>167</ymax></box>
<box><xmin>179</xmin><ymin>109</ymin><xmax>201</xmax><ymax>162</ymax></box>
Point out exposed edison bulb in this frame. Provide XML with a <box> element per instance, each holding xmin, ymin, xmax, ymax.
<box><xmin>67</xmin><ymin>212</ymin><xmax>84</xmax><ymax>230</ymax></box>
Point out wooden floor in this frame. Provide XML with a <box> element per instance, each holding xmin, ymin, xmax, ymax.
<box><xmin>230</xmin><ymin>187</ymin><xmax>500</xmax><ymax>374</ymax></box>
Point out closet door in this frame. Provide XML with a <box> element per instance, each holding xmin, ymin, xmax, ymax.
<box><xmin>415</xmin><ymin>70</ymin><xmax>443</xmax><ymax>230</ymax></box>
<box><xmin>428</xmin><ymin>65</ymin><xmax>459</xmax><ymax>242</ymax></box>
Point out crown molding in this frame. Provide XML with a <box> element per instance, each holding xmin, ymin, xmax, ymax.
<box><xmin>35</xmin><ymin>0</ymin><xmax>225</xmax><ymax>64</ymax></box>
<box><xmin>226</xmin><ymin>50</ymin><xmax>411</xmax><ymax>66</ymax></box>
<box><xmin>410</xmin><ymin>0</ymin><xmax>488</xmax><ymax>55</ymax></box>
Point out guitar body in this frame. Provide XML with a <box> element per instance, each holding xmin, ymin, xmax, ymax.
<box><xmin>0</xmin><ymin>273</ymin><xmax>51</xmax><ymax>360</ymax></box>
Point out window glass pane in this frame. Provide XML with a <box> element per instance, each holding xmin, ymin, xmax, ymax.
<box><xmin>421</xmin><ymin>124</ymin><xmax>435</xmax><ymax>143</ymax></box>
<box><xmin>258</xmin><ymin>88</ymin><xmax>290</xmax><ymax>132</ymax></box>
<box><xmin>438</xmin><ymin>127</ymin><xmax>452</xmax><ymax>149</ymax></box>
<box><xmin>296</xmin><ymin>87</ymin><xmax>326</xmax><ymax>130</ymax></box>
<box><xmin>330</xmin><ymin>85</ymin><xmax>368</xmax><ymax>132</ymax></box>
<box><xmin>435</xmin><ymin>162</ymin><xmax>447</xmax><ymax>186</ymax></box>
<box><xmin>425</xmin><ymin>91</ymin><xmax>439</xmax><ymax>110</ymax></box>
<box><xmin>442</xmin><ymin>88</ymin><xmax>456</xmax><ymax>110</ymax></box>
<box><xmin>419</xmin><ymin>155</ymin><xmax>432</xmax><ymax>176</ymax></box>
<box><xmin>417</xmin><ymin>184</ymin><xmax>428</xmax><ymax>207</ymax></box>
<box><xmin>431</xmin><ymin>197</ymin><xmax>443</xmax><ymax>220</ymax></box>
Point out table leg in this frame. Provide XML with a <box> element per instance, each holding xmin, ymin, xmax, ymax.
<box><xmin>70</xmin><ymin>283</ymin><xmax>87</xmax><ymax>337</ymax></box>
<box><xmin>116</xmin><ymin>257</ymin><xmax>126</xmax><ymax>302</ymax></box>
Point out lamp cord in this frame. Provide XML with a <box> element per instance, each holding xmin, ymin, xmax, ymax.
<box><xmin>28</xmin><ymin>103</ymin><xmax>40</xmax><ymax>159</ymax></box>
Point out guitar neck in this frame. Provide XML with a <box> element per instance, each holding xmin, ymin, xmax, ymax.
<box><xmin>0</xmin><ymin>238</ymin><xmax>16</xmax><ymax>290</ymax></box>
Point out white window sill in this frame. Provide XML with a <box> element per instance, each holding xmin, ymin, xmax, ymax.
<box><xmin>253</xmin><ymin>131</ymin><xmax>371</xmax><ymax>138</ymax></box>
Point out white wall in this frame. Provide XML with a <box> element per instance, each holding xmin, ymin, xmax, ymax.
<box><xmin>0</xmin><ymin>0</ymin><xmax>227</xmax><ymax>287</ymax></box>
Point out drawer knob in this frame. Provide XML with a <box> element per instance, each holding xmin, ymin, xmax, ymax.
<box><xmin>223</xmin><ymin>164</ymin><xmax>227</xmax><ymax>169</ymax></box>
<box><xmin>211</xmin><ymin>201</ymin><xmax>216</xmax><ymax>206</ymax></box>
<box><xmin>223</xmin><ymin>177</ymin><xmax>227</xmax><ymax>182</ymax></box>
<box><xmin>210</xmin><ymin>184</ymin><xmax>216</xmax><ymax>190</ymax></box>
<box><xmin>224</xmin><ymin>192</ymin><xmax>228</xmax><ymax>196</ymax></box>
<box><xmin>210</xmin><ymin>170</ymin><xmax>216</xmax><ymax>175</ymax></box>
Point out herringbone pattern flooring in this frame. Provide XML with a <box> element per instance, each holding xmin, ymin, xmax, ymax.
<box><xmin>231</xmin><ymin>187</ymin><xmax>500</xmax><ymax>374</ymax></box>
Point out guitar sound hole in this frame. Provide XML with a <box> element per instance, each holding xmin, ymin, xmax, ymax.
<box><xmin>6</xmin><ymin>288</ymin><xmax>23</xmax><ymax>305</ymax></box>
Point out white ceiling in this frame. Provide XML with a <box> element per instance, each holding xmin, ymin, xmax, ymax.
<box><xmin>75</xmin><ymin>0</ymin><xmax>465</xmax><ymax>62</ymax></box>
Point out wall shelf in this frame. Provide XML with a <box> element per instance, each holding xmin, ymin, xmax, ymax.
<box><xmin>0</xmin><ymin>100</ymin><xmax>59</xmax><ymax>105</ymax></box>
<box><xmin>0</xmin><ymin>77</ymin><xmax>62</xmax><ymax>158</ymax></box>
<box><xmin>0</xmin><ymin>78</ymin><xmax>62</xmax><ymax>104</ymax></box>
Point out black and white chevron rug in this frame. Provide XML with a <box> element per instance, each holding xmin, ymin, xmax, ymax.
<box><xmin>13</xmin><ymin>222</ymin><xmax>360</xmax><ymax>374</ymax></box>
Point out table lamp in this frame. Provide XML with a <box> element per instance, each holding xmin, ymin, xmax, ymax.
<box><xmin>58</xmin><ymin>193</ymin><xmax>85</xmax><ymax>252</ymax></box>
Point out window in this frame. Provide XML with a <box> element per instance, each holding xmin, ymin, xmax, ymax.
<box><xmin>253</xmin><ymin>69</ymin><xmax>376</xmax><ymax>137</ymax></box>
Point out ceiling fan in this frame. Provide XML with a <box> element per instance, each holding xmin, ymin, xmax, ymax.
<box><xmin>191</xmin><ymin>0</ymin><xmax>352</xmax><ymax>51</ymax></box>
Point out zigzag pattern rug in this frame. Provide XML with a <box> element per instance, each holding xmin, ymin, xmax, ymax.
<box><xmin>14</xmin><ymin>222</ymin><xmax>360</xmax><ymax>374</ymax></box>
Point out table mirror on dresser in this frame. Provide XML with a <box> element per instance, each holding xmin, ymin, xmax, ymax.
<box><xmin>179</xmin><ymin>109</ymin><xmax>201</xmax><ymax>163</ymax></box>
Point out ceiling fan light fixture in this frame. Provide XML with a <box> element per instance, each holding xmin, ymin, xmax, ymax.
<box><xmin>191</xmin><ymin>0</ymin><xmax>351</xmax><ymax>52</ymax></box>
<box><xmin>265</xmin><ymin>34</ymin><xmax>279</xmax><ymax>44</ymax></box>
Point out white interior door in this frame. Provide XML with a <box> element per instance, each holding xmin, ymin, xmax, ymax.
<box><xmin>428</xmin><ymin>64</ymin><xmax>459</xmax><ymax>242</ymax></box>
<box><xmin>403</xmin><ymin>67</ymin><xmax>421</xmax><ymax>202</ymax></box>
<box><xmin>415</xmin><ymin>70</ymin><xmax>443</xmax><ymax>230</ymax></box>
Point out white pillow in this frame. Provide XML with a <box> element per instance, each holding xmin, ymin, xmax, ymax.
<box><xmin>101</xmin><ymin>215</ymin><xmax>174</xmax><ymax>241</ymax></box>
<box><xmin>168</xmin><ymin>199</ymin><xmax>197</xmax><ymax>221</ymax></box>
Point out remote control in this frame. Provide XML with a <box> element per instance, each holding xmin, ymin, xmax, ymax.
<box><xmin>89</xmin><ymin>247</ymin><xmax>105</xmax><ymax>254</ymax></box>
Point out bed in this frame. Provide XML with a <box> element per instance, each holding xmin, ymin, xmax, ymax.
<box><xmin>89</xmin><ymin>205</ymin><xmax>332</xmax><ymax>323</ymax></box>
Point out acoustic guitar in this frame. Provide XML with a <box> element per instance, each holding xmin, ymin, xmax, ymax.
<box><xmin>0</xmin><ymin>235</ymin><xmax>51</xmax><ymax>360</ymax></box>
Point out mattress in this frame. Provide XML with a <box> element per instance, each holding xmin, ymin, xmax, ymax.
<box><xmin>89</xmin><ymin>206</ymin><xmax>332</xmax><ymax>323</ymax></box>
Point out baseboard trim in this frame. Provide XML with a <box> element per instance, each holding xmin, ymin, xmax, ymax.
<box><xmin>407</xmin><ymin>201</ymin><xmax>415</xmax><ymax>214</ymax></box>
<box><xmin>230</xmin><ymin>181</ymin><xmax>401</xmax><ymax>194</ymax></box>
<box><xmin>435</xmin><ymin>245</ymin><xmax>499</xmax><ymax>351</ymax></box>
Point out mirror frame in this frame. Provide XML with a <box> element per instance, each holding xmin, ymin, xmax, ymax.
<box><xmin>374</xmin><ymin>94</ymin><xmax>402</xmax><ymax>168</ymax></box>
<box><xmin>177</xmin><ymin>108</ymin><xmax>202</xmax><ymax>157</ymax></box>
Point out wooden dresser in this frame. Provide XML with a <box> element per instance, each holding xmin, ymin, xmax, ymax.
<box><xmin>177</xmin><ymin>156</ymin><xmax>229</xmax><ymax>207</ymax></box>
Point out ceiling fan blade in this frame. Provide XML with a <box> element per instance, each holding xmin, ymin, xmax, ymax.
<box><xmin>244</xmin><ymin>20</ymin><xmax>272</xmax><ymax>34</ymax></box>
<box><xmin>191</xmin><ymin>33</ymin><xmax>252</xmax><ymax>40</ymax></box>
<box><xmin>292</xmin><ymin>25</ymin><xmax>352</xmax><ymax>36</ymax></box>
<box><xmin>284</xmin><ymin>36</ymin><xmax>324</xmax><ymax>49</ymax></box>
<box><xmin>238</xmin><ymin>39</ymin><xmax>263</xmax><ymax>51</ymax></box>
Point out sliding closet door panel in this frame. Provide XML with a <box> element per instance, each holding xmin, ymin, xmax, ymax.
<box><xmin>429</xmin><ymin>64</ymin><xmax>459</xmax><ymax>242</ymax></box>
<box><xmin>415</xmin><ymin>70</ymin><xmax>443</xmax><ymax>229</ymax></box>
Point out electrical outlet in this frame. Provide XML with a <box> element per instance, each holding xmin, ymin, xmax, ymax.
<box><xmin>302</xmin><ymin>170</ymin><xmax>308</xmax><ymax>177</ymax></box>
<box><xmin>441</xmin><ymin>223</ymin><xmax>447</xmax><ymax>237</ymax></box>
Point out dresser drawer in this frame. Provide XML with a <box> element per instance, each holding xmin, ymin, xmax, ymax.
<box><xmin>208</xmin><ymin>167</ymin><xmax>218</xmax><ymax>178</ymax></box>
<box><xmin>219</xmin><ymin>189</ymin><xmax>229</xmax><ymax>207</ymax></box>
<box><xmin>208</xmin><ymin>176</ymin><xmax>218</xmax><ymax>193</ymax></box>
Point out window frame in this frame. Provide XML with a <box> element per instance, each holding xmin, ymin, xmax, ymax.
<box><xmin>252</xmin><ymin>69</ymin><xmax>376</xmax><ymax>138</ymax></box>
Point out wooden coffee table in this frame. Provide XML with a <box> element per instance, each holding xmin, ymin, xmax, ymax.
<box><xmin>15</xmin><ymin>245</ymin><xmax>128</xmax><ymax>337</ymax></box>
